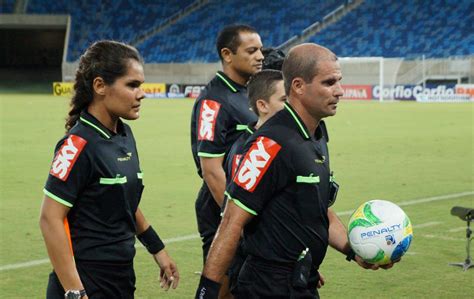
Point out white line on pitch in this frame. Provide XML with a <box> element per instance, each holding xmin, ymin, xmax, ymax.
<box><xmin>1</xmin><ymin>191</ymin><xmax>472</xmax><ymax>272</ymax></box>
<box><xmin>447</xmin><ymin>227</ymin><xmax>468</xmax><ymax>233</ymax></box>
<box><xmin>0</xmin><ymin>234</ymin><xmax>200</xmax><ymax>272</ymax></box>
<box><xmin>413</xmin><ymin>221</ymin><xmax>443</xmax><ymax>228</ymax></box>
<box><xmin>336</xmin><ymin>191</ymin><xmax>474</xmax><ymax>216</ymax></box>
<box><xmin>420</xmin><ymin>234</ymin><xmax>465</xmax><ymax>241</ymax></box>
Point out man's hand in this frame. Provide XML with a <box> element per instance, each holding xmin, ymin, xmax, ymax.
<box><xmin>153</xmin><ymin>249</ymin><xmax>179</xmax><ymax>290</ymax></box>
<box><xmin>317</xmin><ymin>272</ymin><xmax>325</xmax><ymax>289</ymax></box>
<box><xmin>354</xmin><ymin>255</ymin><xmax>401</xmax><ymax>270</ymax></box>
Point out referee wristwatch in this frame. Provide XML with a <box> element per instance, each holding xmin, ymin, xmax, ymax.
<box><xmin>64</xmin><ymin>289</ymin><xmax>87</xmax><ymax>299</ymax></box>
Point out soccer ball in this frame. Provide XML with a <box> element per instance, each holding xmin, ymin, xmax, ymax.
<box><xmin>348</xmin><ymin>200</ymin><xmax>413</xmax><ymax>265</ymax></box>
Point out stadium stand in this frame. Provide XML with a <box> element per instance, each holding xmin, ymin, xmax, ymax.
<box><xmin>138</xmin><ymin>0</ymin><xmax>345</xmax><ymax>62</ymax></box>
<box><xmin>26</xmin><ymin>0</ymin><xmax>194</xmax><ymax>61</ymax></box>
<box><xmin>15</xmin><ymin>0</ymin><xmax>473</xmax><ymax>62</ymax></box>
<box><xmin>0</xmin><ymin>0</ymin><xmax>16</xmax><ymax>13</ymax></box>
<box><xmin>308</xmin><ymin>0</ymin><xmax>474</xmax><ymax>58</ymax></box>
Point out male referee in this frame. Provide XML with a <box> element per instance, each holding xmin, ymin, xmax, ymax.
<box><xmin>190</xmin><ymin>24</ymin><xmax>263</xmax><ymax>298</ymax></box>
<box><xmin>196</xmin><ymin>43</ymin><xmax>398</xmax><ymax>299</ymax></box>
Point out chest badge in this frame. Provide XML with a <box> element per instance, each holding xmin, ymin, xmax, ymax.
<box><xmin>117</xmin><ymin>152</ymin><xmax>132</xmax><ymax>162</ymax></box>
<box><xmin>314</xmin><ymin>156</ymin><xmax>326</xmax><ymax>164</ymax></box>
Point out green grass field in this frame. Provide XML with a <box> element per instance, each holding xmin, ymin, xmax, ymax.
<box><xmin>0</xmin><ymin>95</ymin><xmax>473</xmax><ymax>298</ymax></box>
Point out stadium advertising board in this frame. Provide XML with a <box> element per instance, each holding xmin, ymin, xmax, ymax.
<box><xmin>455</xmin><ymin>84</ymin><xmax>474</xmax><ymax>99</ymax></box>
<box><xmin>372</xmin><ymin>85</ymin><xmax>472</xmax><ymax>101</ymax></box>
<box><xmin>164</xmin><ymin>84</ymin><xmax>206</xmax><ymax>98</ymax></box>
<box><xmin>341</xmin><ymin>85</ymin><xmax>372</xmax><ymax>100</ymax></box>
<box><xmin>53</xmin><ymin>82</ymin><xmax>74</xmax><ymax>96</ymax></box>
<box><xmin>141</xmin><ymin>83</ymin><xmax>166</xmax><ymax>98</ymax></box>
<box><xmin>183</xmin><ymin>85</ymin><xmax>206</xmax><ymax>98</ymax></box>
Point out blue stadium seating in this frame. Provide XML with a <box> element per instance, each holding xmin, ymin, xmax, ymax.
<box><xmin>0</xmin><ymin>0</ymin><xmax>15</xmax><ymax>13</ymax></box>
<box><xmin>27</xmin><ymin>0</ymin><xmax>194</xmax><ymax>61</ymax></box>
<box><xmin>23</xmin><ymin>0</ymin><xmax>474</xmax><ymax>61</ymax></box>
<box><xmin>138</xmin><ymin>0</ymin><xmax>344</xmax><ymax>62</ymax></box>
<box><xmin>309</xmin><ymin>0</ymin><xmax>474</xmax><ymax>58</ymax></box>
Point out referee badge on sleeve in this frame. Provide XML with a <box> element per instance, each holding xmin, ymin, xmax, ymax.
<box><xmin>234</xmin><ymin>136</ymin><xmax>281</xmax><ymax>192</ymax></box>
<box><xmin>198</xmin><ymin>99</ymin><xmax>221</xmax><ymax>141</ymax></box>
<box><xmin>49</xmin><ymin>135</ymin><xmax>87</xmax><ymax>181</ymax></box>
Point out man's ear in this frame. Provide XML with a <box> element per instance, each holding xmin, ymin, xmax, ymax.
<box><xmin>292</xmin><ymin>77</ymin><xmax>305</xmax><ymax>95</ymax></box>
<box><xmin>256</xmin><ymin>99</ymin><xmax>268</xmax><ymax>115</ymax></box>
<box><xmin>221</xmin><ymin>48</ymin><xmax>233</xmax><ymax>64</ymax></box>
<box><xmin>92</xmin><ymin>77</ymin><xmax>106</xmax><ymax>96</ymax></box>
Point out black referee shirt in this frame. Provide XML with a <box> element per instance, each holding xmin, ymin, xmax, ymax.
<box><xmin>226</xmin><ymin>103</ymin><xmax>332</xmax><ymax>269</ymax></box>
<box><xmin>191</xmin><ymin>71</ymin><xmax>257</xmax><ymax>177</ymax></box>
<box><xmin>224</xmin><ymin>122</ymin><xmax>255</xmax><ymax>182</ymax></box>
<box><xmin>44</xmin><ymin>111</ymin><xmax>143</xmax><ymax>263</ymax></box>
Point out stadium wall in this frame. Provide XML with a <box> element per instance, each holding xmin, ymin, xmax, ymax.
<box><xmin>62</xmin><ymin>57</ymin><xmax>473</xmax><ymax>86</ymax></box>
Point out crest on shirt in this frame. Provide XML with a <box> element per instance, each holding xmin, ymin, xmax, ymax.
<box><xmin>198</xmin><ymin>99</ymin><xmax>221</xmax><ymax>141</ymax></box>
<box><xmin>234</xmin><ymin>136</ymin><xmax>281</xmax><ymax>192</ymax></box>
<box><xmin>49</xmin><ymin>135</ymin><xmax>87</xmax><ymax>181</ymax></box>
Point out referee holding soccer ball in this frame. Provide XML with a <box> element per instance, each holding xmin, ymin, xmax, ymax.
<box><xmin>196</xmin><ymin>43</ymin><xmax>399</xmax><ymax>299</ymax></box>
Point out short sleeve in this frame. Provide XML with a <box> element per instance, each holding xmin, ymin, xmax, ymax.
<box><xmin>226</xmin><ymin>136</ymin><xmax>290</xmax><ymax>215</ymax></box>
<box><xmin>196</xmin><ymin>99</ymin><xmax>230</xmax><ymax>158</ymax></box>
<box><xmin>43</xmin><ymin>134</ymin><xmax>91</xmax><ymax>207</ymax></box>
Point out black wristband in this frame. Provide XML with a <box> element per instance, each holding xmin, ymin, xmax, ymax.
<box><xmin>137</xmin><ymin>226</ymin><xmax>165</xmax><ymax>254</ymax></box>
<box><xmin>346</xmin><ymin>248</ymin><xmax>356</xmax><ymax>262</ymax></box>
<box><xmin>195</xmin><ymin>275</ymin><xmax>221</xmax><ymax>299</ymax></box>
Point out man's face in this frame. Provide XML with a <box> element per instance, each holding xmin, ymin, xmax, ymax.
<box><xmin>230</xmin><ymin>32</ymin><xmax>264</xmax><ymax>78</ymax></box>
<box><xmin>264</xmin><ymin>80</ymin><xmax>286</xmax><ymax>118</ymax></box>
<box><xmin>301</xmin><ymin>59</ymin><xmax>343</xmax><ymax>120</ymax></box>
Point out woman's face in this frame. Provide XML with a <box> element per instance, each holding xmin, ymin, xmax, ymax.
<box><xmin>103</xmin><ymin>59</ymin><xmax>145</xmax><ymax>120</ymax></box>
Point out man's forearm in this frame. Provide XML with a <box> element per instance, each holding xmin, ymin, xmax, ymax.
<box><xmin>203</xmin><ymin>168</ymin><xmax>226</xmax><ymax>207</ymax></box>
<box><xmin>327</xmin><ymin>208</ymin><xmax>351</xmax><ymax>254</ymax></box>
<box><xmin>203</xmin><ymin>212</ymin><xmax>243</xmax><ymax>282</ymax></box>
<box><xmin>201</xmin><ymin>156</ymin><xmax>226</xmax><ymax>207</ymax></box>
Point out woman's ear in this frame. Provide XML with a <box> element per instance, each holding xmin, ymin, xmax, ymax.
<box><xmin>92</xmin><ymin>77</ymin><xmax>106</xmax><ymax>96</ymax></box>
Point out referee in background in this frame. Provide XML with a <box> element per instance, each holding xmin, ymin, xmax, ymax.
<box><xmin>190</xmin><ymin>24</ymin><xmax>263</xmax><ymax>298</ymax></box>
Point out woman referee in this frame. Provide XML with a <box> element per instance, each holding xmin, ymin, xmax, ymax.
<box><xmin>39</xmin><ymin>40</ymin><xmax>179</xmax><ymax>299</ymax></box>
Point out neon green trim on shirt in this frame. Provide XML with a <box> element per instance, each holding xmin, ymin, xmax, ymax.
<box><xmin>99</xmin><ymin>176</ymin><xmax>127</xmax><ymax>184</ymax></box>
<box><xmin>284</xmin><ymin>103</ymin><xmax>310</xmax><ymax>139</ymax></box>
<box><xmin>137</xmin><ymin>172</ymin><xmax>143</xmax><ymax>179</ymax></box>
<box><xmin>236</xmin><ymin>124</ymin><xmax>248</xmax><ymax>131</ymax></box>
<box><xmin>296</xmin><ymin>175</ymin><xmax>320</xmax><ymax>184</ymax></box>
<box><xmin>79</xmin><ymin>117</ymin><xmax>110</xmax><ymax>139</ymax></box>
<box><xmin>43</xmin><ymin>188</ymin><xmax>73</xmax><ymax>207</ymax></box>
<box><xmin>216</xmin><ymin>72</ymin><xmax>238</xmax><ymax>93</ymax></box>
<box><xmin>229</xmin><ymin>198</ymin><xmax>258</xmax><ymax>216</ymax></box>
<box><xmin>198</xmin><ymin>152</ymin><xmax>226</xmax><ymax>158</ymax></box>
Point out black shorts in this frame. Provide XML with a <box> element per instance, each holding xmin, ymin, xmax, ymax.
<box><xmin>46</xmin><ymin>261</ymin><xmax>135</xmax><ymax>299</ymax></box>
<box><xmin>233</xmin><ymin>256</ymin><xmax>319</xmax><ymax>299</ymax></box>
<box><xmin>195</xmin><ymin>182</ymin><xmax>221</xmax><ymax>264</ymax></box>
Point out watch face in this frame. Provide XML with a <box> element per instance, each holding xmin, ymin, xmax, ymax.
<box><xmin>65</xmin><ymin>290</ymin><xmax>81</xmax><ymax>299</ymax></box>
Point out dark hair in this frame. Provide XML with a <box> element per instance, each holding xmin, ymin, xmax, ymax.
<box><xmin>216</xmin><ymin>24</ymin><xmax>257</xmax><ymax>61</ymax></box>
<box><xmin>262</xmin><ymin>48</ymin><xmax>286</xmax><ymax>71</ymax></box>
<box><xmin>247</xmin><ymin>70</ymin><xmax>283</xmax><ymax>116</ymax></box>
<box><xmin>65</xmin><ymin>40</ymin><xmax>143</xmax><ymax>132</ymax></box>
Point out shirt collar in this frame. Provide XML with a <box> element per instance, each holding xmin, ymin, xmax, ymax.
<box><xmin>79</xmin><ymin>110</ymin><xmax>126</xmax><ymax>139</ymax></box>
<box><xmin>283</xmin><ymin>102</ymin><xmax>311</xmax><ymax>140</ymax></box>
<box><xmin>216</xmin><ymin>71</ymin><xmax>246</xmax><ymax>93</ymax></box>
